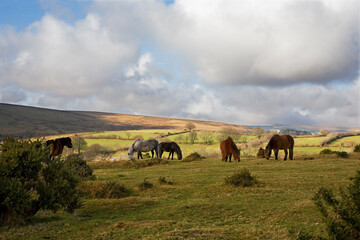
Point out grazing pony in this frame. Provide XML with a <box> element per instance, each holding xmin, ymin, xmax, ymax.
<box><xmin>46</xmin><ymin>137</ymin><xmax>73</xmax><ymax>160</ymax></box>
<box><xmin>220</xmin><ymin>137</ymin><xmax>240</xmax><ymax>162</ymax></box>
<box><xmin>128</xmin><ymin>138</ymin><xmax>158</xmax><ymax>160</ymax></box>
<box><xmin>265</xmin><ymin>134</ymin><xmax>294</xmax><ymax>160</ymax></box>
<box><xmin>158</xmin><ymin>142</ymin><xmax>182</xmax><ymax>160</ymax></box>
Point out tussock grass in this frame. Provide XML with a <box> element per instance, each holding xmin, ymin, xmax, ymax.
<box><xmin>182</xmin><ymin>152</ymin><xmax>205</xmax><ymax>162</ymax></box>
<box><xmin>139</xmin><ymin>179</ymin><xmax>153</xmax><ymax>191</ymax></box>
<box><xmin>224</xmin><ymin>168</ymin><xmax>259</xmax><ymax>187</ymax></box>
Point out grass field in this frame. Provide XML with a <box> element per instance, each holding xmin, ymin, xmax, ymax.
<box><xmin>2</xmin><ymin>153</ymin><xmax>360</xmax><ymax>239</ymax></box>
<box><xmin>2</xmin><ymin>130</ymin><xmax>359</xmax><ymax>239</ymax></box>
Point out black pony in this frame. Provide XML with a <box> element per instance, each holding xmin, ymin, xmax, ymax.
<box><xmin>46</xmin><ymin>137</ymin><xmax>73</xmax><ymax>160</ymax></box>
<box><xmin>158</xmin><ymin>142</ymin><xmax>182</xmax><ymax>160</ymax></box>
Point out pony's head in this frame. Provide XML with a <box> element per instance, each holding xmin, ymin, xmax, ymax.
<box><xmin>265</xmin><ymin>145</ymin><xmax>271</xmax><ymax>159</ymax></box>
<box><xmin>127</xmin><ymin>148</ymin><xmax>135</xmax><ymax>160</ymax></box>
<box><xmin>176</xmin><ymin>146</ymin><xmax>182</xmax><ymax>160</ymax></box>
<box><xmin>61</xmin><ymin>137</ymin><xmax>73</xmax><ymax>148</ymax></box>
<box><xmin>234</xmin><ymin>150</ymin><xmax>240</xmax><ymax>162</ymax></box>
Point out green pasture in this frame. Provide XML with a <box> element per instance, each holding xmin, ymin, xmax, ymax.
<box><xmin>328</xmin><ymin>135</ymin><xmax>360</xmax><ymax>147</ymax></box>
<box><xmin>79</xmin><ymin>131</ymin><xmax>359</xmax><ymax>161</ymax></box>
<box><xmin>293</xmin><ymin>136</ymin><xmax>324</xmax><ymax>147</ymax></box>
<box><xmin>3</xmin><ymin>153</ymin><xmax>360</xmax><ymax>239</ymax></box>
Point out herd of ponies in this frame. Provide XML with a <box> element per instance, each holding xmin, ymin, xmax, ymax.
<box><xmin>46</xmin><ymin>134</ymin><xmax>294</xmax><ymax>162</ymax></box>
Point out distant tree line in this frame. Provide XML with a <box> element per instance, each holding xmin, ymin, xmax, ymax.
<box><xmin>279</xmin><ymin>128</ymin><xmax>311</xmax><ymax>136</ymax></box>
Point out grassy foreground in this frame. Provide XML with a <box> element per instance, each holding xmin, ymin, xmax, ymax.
<box><xmin>1</xmin><ymin>154</ymin><xmax>360</xmax><ymax>239</ymax></box>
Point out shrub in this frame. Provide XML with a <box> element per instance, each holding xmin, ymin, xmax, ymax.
<box><xmin>354</xmin><ymin>144</ymin><xmax>360</xmax><ymax>153</ymax></box>
<box><xmin>0</xmin><ymin>137</ymin><xmax>81</xmax><ymax>225</ymax></box>
<box><xmin>63</xmin><ymin>155</ymin><xmax>96</xmax><ymax>180</ymax></box>
<box><xmin>313</xmin><ymin>170</ymin><xmax>360</xmax><ymax>239</ymax></box>
<box><xmin>319</xmin><ymin>149</ymin><xmax>333</xmax><ymax>154</ymax></box>
<box><xmin>225</xmin><ymin>168</ymin><xmax>258</xmax><ymax>187</ymax></box>
<box><xmin>139</xmin><ymin>179</ymin><xmax>153</xmax><ymax>191</ymax></box>
<box><xmin>182</xmin><ymin>152</ymin><xmax>205</xmax><ymax>162</ymax></box>
<box><xmin>78</xmin><ymin>181</ymin><xmax>131</xmax><ymax>199</ymax></box>
<box><xmin>335</xmin><ymin>151</ymin><xmax>348</xmax><ymax>158</ymax></box>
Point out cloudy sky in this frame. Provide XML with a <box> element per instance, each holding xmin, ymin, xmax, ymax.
<box><xmin>0</xmin><ymin>0</ymin><xmax>359</xmax><ymax>128</ymax></box>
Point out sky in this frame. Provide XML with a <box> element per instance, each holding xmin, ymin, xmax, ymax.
<box><xmin>0</xmin><ymin>0</ymin><xmax>359</xmax><ymax>128</ymax></box>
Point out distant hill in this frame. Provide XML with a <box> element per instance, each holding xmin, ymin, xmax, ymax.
<box><xmin>0</xmin><ymin>103</ymin><xmax>251</xmax><ymax>138</ymax></box>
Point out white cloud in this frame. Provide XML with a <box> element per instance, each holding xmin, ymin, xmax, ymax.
<box><xmin>0</xmin><ymin>0</ymin><xmax>359</xmax><ymax>128</ymax></box>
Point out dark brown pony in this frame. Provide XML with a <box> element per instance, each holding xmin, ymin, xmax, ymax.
<box><xmin>220</xmin><ymin>137</ymin><xmax>240</xmax><ymax>162</ymax></box>
<box><xmin>46</xmin><ymin>137</ymin><xmax>73</xmax><ymax>160</ymax></box>
<box><xmin>265</xmin><ymin>134</ymin><xmax>294</xmax><ymax>160</ymax></box>
<box><xmin>158</xmin><ymin>142</ymin><xmax>182</xmax><ymax>160</ymax></box>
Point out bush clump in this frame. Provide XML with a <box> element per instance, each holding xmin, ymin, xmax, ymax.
<box><xmin>63</xmin><ymin>155</ymin><xmax>96</xmax><ymax>180</ymax></box>
<box><xmin>335</xmin><ymin>151</ymin><xmax>348</xmax><ymax>158</ymax></box>
<box><xmin>354</xmin><ymin>144</ymin><xmax>360</xmax><ymax>153</ymax></box>
<box><xmin>313</xmin><ymin>169</ymin><xmax>360</xmax><ymax>239</ymax></box>
<box><xmin>0</xmin><ymin>137</ymin><xmax>81</xmax><ymax>225</ymax></box>
<box><xmin>319</xmin><ymin>149</ymin><xmax>349</xmax><ymax>158</ymax></box>
<box><xmin>139</xmin><ymin>179</ymin><xmax>153</xmax><ymax>191</ymax></box>
<box><xmin>182</xmin><ymin>152</ymin><xmax>205</xmax><ymax>162</ymax></box>
<box><xmin>320</xmin><ymin>149</ymin><xmax>333</xmax><ymax>154</ymax></box>
<box><xmin>78</xmin><ymin>181</ymin><xmax>131</xmax><ymax>199</ymax></box>
<box><xmin>225</xmin><ymin>168</ymin><xmax>259</xmax><ymax>187</ymax></box>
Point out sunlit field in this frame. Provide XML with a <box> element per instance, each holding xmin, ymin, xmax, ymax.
<box><xmin>1</xmin><ymin>129</ymin><xmax>359</xmax><ymax>239</ymax></box>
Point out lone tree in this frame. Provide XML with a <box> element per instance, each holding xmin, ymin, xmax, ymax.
<box><xmin>185</xmin><ymin>122</ymin><xmax>196</xmax><ymax>132</ymax></box>
<box><xmin>188</xmin><ymin>131</ymin><xmax>198</xmax><ymax>144</ymax></box>
<box><xmin>72</xmin><ymin>136</ymin><xmax>88</xmax><ymax>154</ymax></box>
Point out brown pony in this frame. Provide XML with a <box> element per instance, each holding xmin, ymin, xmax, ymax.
<box><xmin>265</xmin><ymin>134</ymin><xmax>294</xmax><ymax>160</ymax></box>
<box><xmin>46</xmin><ymin>137</ymin><xmax>73</xmax><ymax>160</ymax></box>
<box><xmin>220</xmin><ymin>137</ymin><xmax>240</xmax><ymax>162</ymax></box>
<box><xmin>158</xmin><ymin>142</ymin><xmax>182</xmax><ymax>160</ymax></box>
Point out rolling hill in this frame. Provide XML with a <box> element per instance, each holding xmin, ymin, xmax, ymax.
<box><xmin>0</xmin><ymin>103</ymin><xmax>251</xmax><ymax>138</ymax></box>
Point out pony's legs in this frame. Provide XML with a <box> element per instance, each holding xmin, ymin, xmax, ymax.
<box><xmin>151</xmin><ymin>150</ymin><xmax>154</xmax><ymax>158</ymax></box>
<box><xmin>138</xmin><ymin>151</ymin><xmax>143</xmax><ymax>159</ymax></box>
<box><xmin>284</xmin><ymin>149</ymin><xmax>288</xmax><ymax>161</ymax></box>
<box><xmin>229</xmin><ymin>154</ymin><xmax>232</xmax><ymax>162</ymax></box>
<box><xmin>168</xmin><ymin>152</ymin><xmax>171</xmax><ymax>159</ymax></box>
<box><xmin>274</xmin><ymin>150</ymin><xmax>279</xmax><ymax>160</ymax></box>
<box><xmin>289</xmin><ymin>148</ymin><xmax>293</xmax><ymax>160</ymax></box>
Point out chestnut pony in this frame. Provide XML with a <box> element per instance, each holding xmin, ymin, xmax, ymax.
<box><xmin>220</xmin><ymin>137</ymin><xmax>240</xmax><ymax>162</ymax></box>
<box><xmin>265</xmin><ymin>134</ymin><xmax>294</xmax><ymax>160</ymax></box>
<box><xmin>46</xmin><ymin>137</ymin><xmax>73</xmax><ymax>160</ymax></box>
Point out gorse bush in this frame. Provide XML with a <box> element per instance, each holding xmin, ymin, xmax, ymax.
<box><xmin>0</xmin><ymin>137</ymin><xmax>81</xmax><ymax>225</ymax></box>
<box><xmin>313</xmin><ymin>170</ymin><xmax>360</xmax><ymax>239</ymax></box>
<box><xmin>78</xmin><ymin>181</ymin><xmax>131</xmax><ymax>199</ymax></box>
<box><xmin>63</xmin><ymin>155</ymin><xmax>96</xmax><ymax>180</ymax></box>
<box><xmin>225</xmin><ymin>168</ymin><xmax>258</xmax><ymax>187</ymax></box>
